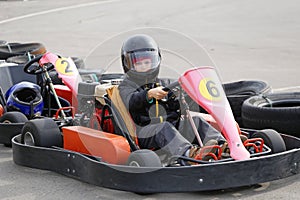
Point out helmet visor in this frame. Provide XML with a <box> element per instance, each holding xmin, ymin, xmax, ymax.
<box><xmin>126</xmin><ymin>50</ymin><xmax>160</xmax><ymax>72</ymax></box>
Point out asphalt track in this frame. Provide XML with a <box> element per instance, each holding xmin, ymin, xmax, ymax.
<box><xmin>0</xmin><ymin>0</ymin><xmax>299</xmax><ymax>199</ymax></box>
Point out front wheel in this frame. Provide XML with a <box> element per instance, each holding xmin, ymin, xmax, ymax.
<box><xmin>127</xmin><ymin>150</ymin><xmax>161</xmax><ymax>167</ymax></box>
<box><xmin>21</xmin><ymin>118</ymin><xmax>62</xmax><ymax>147</ymax></box>
<box><xmin>252</xmin><ymin>129</ymin><xmax>286</xmax><ymax>153</ymax></box>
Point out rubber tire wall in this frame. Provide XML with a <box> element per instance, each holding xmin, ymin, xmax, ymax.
<box><xmin>242</xmin><ymin>92</ymin><xmax>300</xmax><ymax>136</ymax></box>
<box><xmin>224</xmin><ymin>80</ymin><xmax>271</xmax><ymax>127</ymax></box>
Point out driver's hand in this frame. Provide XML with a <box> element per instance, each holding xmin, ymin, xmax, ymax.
<box><xmin>147</xmin><ymin>87</ymin><xmax>168</xmax><ymax>100</ymax></box>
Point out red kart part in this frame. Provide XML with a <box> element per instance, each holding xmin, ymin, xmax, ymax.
<box><xmin>0</xmin><ymin>104</ymin><xmax>3</xmax><ymax>117</ymax></box>
<box><xmin>94</xmin><ymin>107</ymin><xmax>114</xmax><ymax>133</ymax></box>
<box><xmin>54</xmin><ymin>106</ymin><xmax>75</xmax><ymax>119</ymax></box>
<box><xmin>54</xmin><ymin>85</ymin><xmax>73</xmax><ymax>107</ymax></box>
<box><xmin>244</xmin><ymin>138</ymin><xmax>264</xmax><ymax>153</ymax></box>
<box><xmin>88</xmin><ymin>109</ymin><xmax>114</xmax><ymax>134</ymax></box>
<box><xmin>39</xmin><ymin>52</ymin><xmax>82</xmax><ymax>97</ymax></box>
<box><xmin>40</xmin><ymin>53</ymin><xmax>81</xmax><ymax>112</ymax></box>
<box><xmin>179</xmin><ymin>66</ymin><xmax>250</xmax><ymax>160</ymax></box>
<box><xmin>62</xmin><ymin>126</ymin><xmax>130</xmax><ymax>165</ymax></box>
<box><xmin>194</xmin><ymin>145</ymin><xmax>222</xmax><ymax>161</ymax></box>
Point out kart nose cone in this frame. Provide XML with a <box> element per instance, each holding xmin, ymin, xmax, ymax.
<box><xmin>230</xmin><ymin>141</ymin><xmax>250</xmax><ymax>160</ymax></box>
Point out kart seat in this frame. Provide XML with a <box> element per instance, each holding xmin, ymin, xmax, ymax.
<box><xmin>93</xmin><ymin>84</ymin><xmax>138</xmax><ymax>151</ymax></box>
<box><xmin>106</xmin><ymin>86</ymin><xmax>138</xmax><ymax>145</ymax></box>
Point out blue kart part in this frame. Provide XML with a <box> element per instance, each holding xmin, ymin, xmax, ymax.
<box><xmin>5</xmin><ymin>81</ymin><xmax>44</xmax><ymax>117</ymax></box>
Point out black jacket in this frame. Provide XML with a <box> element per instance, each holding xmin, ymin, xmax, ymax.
<box><xmin>119</xmin><ymin>77</ymin><xmax>181</xmax><ymax>129</ymax></box>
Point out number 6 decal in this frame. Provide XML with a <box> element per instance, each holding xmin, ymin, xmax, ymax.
<box><xmin>199</xmin><ymin>78</ymin><xmax>222</xmax><ymax>101</ymax></box>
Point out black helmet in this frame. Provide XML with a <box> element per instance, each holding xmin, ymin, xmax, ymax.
<box><xmin>121</xmin><ymin>34</ymin><xmax>161</xmax><ymax>85</ymax></box>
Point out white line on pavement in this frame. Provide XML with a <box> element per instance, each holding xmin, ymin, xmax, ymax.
<box><xmin>0</xmin><ymin>0</ymin><xmax>119</xmax><ymax>25</ymax></box>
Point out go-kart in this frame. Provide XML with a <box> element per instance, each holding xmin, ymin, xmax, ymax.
<box><xmin>12</xmin><ymin>63</ymin><xmax>300</xmax><ymax>193</ymax></box>
<box><xmin>0</xmin><ymin>51</ymin><xmax>83</xmax><ymax>146</ymax></box>
<box><xmin>11</xmin><ymin>29</ymin><xmax>300</xmax><ymax>193</ymax></box>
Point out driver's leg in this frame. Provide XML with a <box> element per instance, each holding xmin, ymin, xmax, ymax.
<box><xmin>137</xmin><ymin>121</ymin><xmax>191</xmax><ymax>157</ymax></box>
<box><xmin>179</xmin><ymin>116</ymin><xmax>226</xmax><ymax>145</ymax></box>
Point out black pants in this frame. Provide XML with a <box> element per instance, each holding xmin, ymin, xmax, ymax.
<box><xmin>179</xmin><ymin>116</ymin><xmax>226</xmax><ymax>145</ymax></box>
<box><xmin>137</xmin><ymin>116</ymin><xmax>225</xmax><ymax>157</ymax></box>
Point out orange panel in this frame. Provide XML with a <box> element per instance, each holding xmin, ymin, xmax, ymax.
<box><xmin>62</xmin><ymin>126</ymin><xmax>131</xmax><ymax>165</ymax></box>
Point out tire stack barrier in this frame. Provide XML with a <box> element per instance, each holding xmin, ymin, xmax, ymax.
<box><xmin>223</xmin><ymin>80</ymin><xmax>272</xmax><ymax>127</ymax></box>
<box><xmin>242</xmin><ymin>92</ymin><xmax>300</xmax><ymax>137</ymax></box>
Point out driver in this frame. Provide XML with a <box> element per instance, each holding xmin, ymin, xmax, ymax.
<box><xmin>118</xmin><ymin>34</ymin><xmax>226</xmax><ymax>163</ymax></box>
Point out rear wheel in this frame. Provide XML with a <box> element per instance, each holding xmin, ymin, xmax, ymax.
<box><xmin>0</xmin><ymin>111</ymin><xmax>28</xmax><ymax>123</ymax></box>
<box><xmin>127</xmin><ymin>149</ymin><xmax>161</xmax><ymax>167</ymax></box>
<box><xmin>252</xmin><ymin>129</ymin><xmax>286</xmax><ymax>153</ymax></box>
<box><xmin>0</xmin><ymin>112</ymin><xmax>28</xmax><ymax>147</ymax></box>
<box><xmin>21</xmin><ymin>118</ymin><xmax>62</xmax><ymax>147</ymax></box>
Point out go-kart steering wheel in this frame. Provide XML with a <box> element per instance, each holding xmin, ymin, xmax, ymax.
<box><xmin>162</xmin><ymin>81</ymin><xmax>180</xmax><ymax>92</ymax></box>
<box><xmin>161</xmin><ymin>80</ymin><xmax>181</xmax><ymax>102</ymax></box>
<box><xmin>24</xmin><ymin>54</ymin><xmax>55</xmax><ymax>75</ymax></box>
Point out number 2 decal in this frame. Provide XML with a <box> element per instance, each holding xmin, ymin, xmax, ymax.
<box><xmin>61</xmin><ymin>59</ymin><xmax>73</xmax><ymax>73</ymax></box>
<box><xmin>199</xmin><ymin>78</ymin><xmax>222</xmax><ymax>101</ymax></box>
<box><xmin>55</xmin><ymin>57</ymin><xmax>75</xmax><ymax>75</ymax></box>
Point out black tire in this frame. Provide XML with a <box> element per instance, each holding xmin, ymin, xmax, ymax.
<box><xmin>224</xmin><ymin>80</ymin><xmax>271</xmax><ymax>126</ymax></box>
<box><xmin>252</xmin><ymin>129</ymin><xmax>286</xmax><ymax>153</ymax></box>
<box><xmin>242</xmin><ymin>92</ymin><xmax>300</xmax><ymax>136</ymax></box>
<box><xmin>0</xmin><ymin>42</ymin><xmax>46</xmax><ymax>60</ymax></box>
<box><xmin>0</xmin><ymin>111</ymin><xmax>28</xmax><ymax>146</ymax></box>
<box><xmin>127</xmin><ymin>149</ymin><xmax>161</xmax><ymax>167</ymax></box>
<box><xmin>0</xmin><ymin>40</ymin><xmax>7</xmax><ymax>45</ymax></box>
<box><xmin>20</xmin><ymin>118</ymin><xmax>62</xmax><ymax>147</ymax></box>
<box><xmin>6</xmin><ymin>55</ymin><xmax>35</xmax><ymax>64</ymax></box>
<box><xmin>0</xmin><ymin>111</ymin><xmax>28</xmax><ymax>123</ymax></box>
